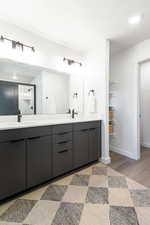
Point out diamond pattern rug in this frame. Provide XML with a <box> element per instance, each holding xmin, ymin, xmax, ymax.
<box><xmin>0</xmin><ymin>162</ymin><xmax>150</xmax><ymax>225</ymax></box>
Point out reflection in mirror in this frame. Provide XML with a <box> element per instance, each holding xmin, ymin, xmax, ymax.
<box><xmin>18</xmin><ymin>84</ymin><xmax>35</xmax><ymax>115</ymax></box>
<box><xmin>0</xmin><ymin>80</ymin><xmax>18</xmax><ymax>115</ymax></box>
<box><xmin>34</xmin><ymin>71</ymin><xmax>69</xmax><ymax>114</ymax></box>
<box><xmin>0</xmin><ymin>58</ymin><xmax>84</xmax><ymax>116</ymax></box>
<box><xmin>0</xmin><ymin>80</ymin><xmax>36</xmax><ymax>115</ymax></box>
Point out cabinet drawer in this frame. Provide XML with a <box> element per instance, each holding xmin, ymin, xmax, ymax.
<box><xmin>73</xmin><ymin>121</ymin><xmax>100</xmax><ymax>131</ymax></box>
<box><xmin>0</xmin><ymin>126</ymin><xmax>52</xmax><ymax>142</ymax></box>
<box><xmin>53</xmin><ymin>148</ymin><xmax>73</xmax><ymax>177</ymax></box>
<box><xmin>53</xmin><ymin>132</ymin><xmax>72</xmax><ymax>143</ymax></box>
<box><xmin>0</xmin><ymin>129</ymin><xmax>26</xmax><ymax>143</ymax></box>
<box><xmin>88</xmin><ymin>121</ymin><xmax>101</xmax><ymax>129</ymax></box>
<box><xmin>24</xmin><ymin>126</ymin><xmax>52</xmax><ymax>138</ymax></box>
<box><xmin>73</xmin><ymin>122</ymin><xmax>89</xmax><ymax>131</ymax></box>
<box><xmin>53</xmin><ymin>141</ymin><xmax>72</xmax><ymax>152</ymax></box>
<box><xmin>53</xmin><ymin>124</ymin><xmax>72</xmax><ymax>134</ymax></box>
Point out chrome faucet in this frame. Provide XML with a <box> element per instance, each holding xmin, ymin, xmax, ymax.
<box><xmin>17</xmin><ymin>109</ymin><xmax>22</xmax><ymax>122</ymax></box>
<box><xmin>71</xmin><ymin>109</ymin><xmax>78</xmax><ymax>119</ymax></box>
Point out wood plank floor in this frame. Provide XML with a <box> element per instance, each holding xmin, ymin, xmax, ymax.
<box><xmin>110</xmin><ymin>148</ymin><xmax>150</xmax><ymax>188</ymax></box>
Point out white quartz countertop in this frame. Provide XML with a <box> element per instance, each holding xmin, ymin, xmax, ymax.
<box><xmin>0</xmin><ymin>117</ymin><xmax>102</xmax><ymax>131</ymax></box>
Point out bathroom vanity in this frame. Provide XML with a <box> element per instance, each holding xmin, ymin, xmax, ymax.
<box><xmin>0</xmin><ymin>58</ymin><xmax>101</xmax><ymax>201</ymax></box>
<box><xmin>0</xmin><ymin>119</ymin><xmax>101</xmax><ymax>201</ymax></box>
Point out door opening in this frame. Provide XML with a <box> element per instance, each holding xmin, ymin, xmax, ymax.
<box><xmin>138</xmin><ymin>60</ymin><xmax>150</xmax><ymax>155</ymax></box>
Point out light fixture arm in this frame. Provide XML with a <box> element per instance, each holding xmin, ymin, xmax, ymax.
<box><xmin>63</xmin><ymin>57</ymin><xmax>82</xmax><ymax>66</ymax></box>
<box><xmin>0</xmin><ymin>35</ymin><xmax>35</xmax><ymax>52</ymax></box>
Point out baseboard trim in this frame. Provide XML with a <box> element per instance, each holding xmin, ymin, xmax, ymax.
<box><xmin>110</xmin><ymin>145</ymin><xmax>137</xmax><ymax>160</ymax></box>
<box><xmin>100</xmin><ymin>157</ymin><xmax>111</xmax><ymax>164</ymax></box>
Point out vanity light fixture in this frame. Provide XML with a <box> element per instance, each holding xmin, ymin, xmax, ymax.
<box><xmin>63</xmin><ymin>57</ymin><xmax>82</xmax><ymax>66</ymax></box>
<box><xmin>0</xmin><ymin>35</ymin><xmax>35</xmax><ymax>52</ymax></box>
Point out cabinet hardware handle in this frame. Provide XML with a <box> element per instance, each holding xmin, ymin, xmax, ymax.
<box><xmin>58</xmin><ymin>141</ymin><xmax>69</xmax><ymax>145</ymax></box>
<box><xmin>58</xmin><ymin>149</ymin><xmax>68</xmax><ymax>154</ymax></box>
<box><xmin>89</xmin><ymin>128</ymin><xmax>96</xmax><ymax>130</ymax></box>
<box><xmin>80</xmin><ymin>129</ymin><xmax>88</xmax><ymax>132</ymax></box>
<box><xmin>28</xmin><ymin>136</ymin><xmax>41</xmax><ymax>140</ymax></box>
<box><xmin>57</xmin><ymin>132</ymin><xmax>68</xmax><ymax>135</ymax></box>
<box><xmin>10</xmin><ymin>139</ymin><xmax>24</xmax><ymax>143</ymax></box>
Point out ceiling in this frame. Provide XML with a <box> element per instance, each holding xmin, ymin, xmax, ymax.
<box><xmin>0</xmin><ymin>0</ymin><xmax>150</xmax><ymax>53</ymax></box>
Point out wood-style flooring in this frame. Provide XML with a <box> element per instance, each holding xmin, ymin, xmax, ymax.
<box><xmin>110</xmin><ymin>148</ymin><xmax>150</xmax><ymax>188</ymax></box>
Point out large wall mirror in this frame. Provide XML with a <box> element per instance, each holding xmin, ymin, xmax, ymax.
<box><xmin>0</xmin><ymin>58</ymin><xmax>84</xmax><ymax>116</ymax></box>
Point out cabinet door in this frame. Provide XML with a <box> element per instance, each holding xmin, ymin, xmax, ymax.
<box><xmin>53</xmin><ymin>146</ymin><xmax>73</xmax><ymax>177</ymax></box>
<box><xmin>73</xmin><ymin>129</ymin><xmax>89</xmax><ymax>168</ymax></box>
<box><xmin>27</xmin><ymin>135</ymin><xmax>52</xmax><ymax>188</ymax></box>
<box><xmin>89</xmin><ymin>128</ymin><xmax>100</xmax><ymax>162</ymax></box>
<box><xmin>0</xmin><ymin>140</ymin><xmax>26</xmax><ymax>200</ymax></box>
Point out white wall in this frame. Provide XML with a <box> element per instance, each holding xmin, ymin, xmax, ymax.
<box><xmin>140</xmin><ymin>61</ymin><xmax>150</xmax><ymax>148</ymax></box>
<box><xmin>110</xmin><ymin>38</ymin><xmax>150</xmax><ymax>160</ymax></box>
<box><xmin>69</xmin><ymin>74</ymin><xmax>84</xmax><ymax>114</ymax></box>
<box><xmin>0</xmin><ymin>20</ymin><xmax>83</xmax><ymax>73</ymax></box>
<box><xmin>84</xmin><ymin>40</ymin><xmax>110</xmax><ymax>164</ymax></box>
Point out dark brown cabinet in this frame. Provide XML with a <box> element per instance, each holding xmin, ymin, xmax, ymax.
<box><xmin>73</xmin><ymin>121</ymin><xmax>101</xmax><ymax>168</ymax></box>
<box><xmin>53</xmin><ymin>144</ymin><xmax>73</xmax><ymax>177</ymax></box>
<box><xmin>0</xmin><ymin>140</ymin><xmax>26</xmax><ymax>199</ymax></box>
<box><xmin>73</xmin><ymin>129</ymin><xmax>89</xmax><ymax>168</ymax></box>
<box><xmin>89</xmin><ymin>128</ymin><xmax>100</xmax><ymax>162</ymax></box>
<box><xmin>0</xmin><ymin>121</ymin><xmax>101</xmax><ymax>201</ymax></box>
<box><xmin>27</xmin><ymin>135</ymin><xmax>52</xmax><ymax>188</ymax></box>
<box><xmin>52</xmin><ymin>124</ymin><xmax>73</xmax><ymax>177</ymax></box>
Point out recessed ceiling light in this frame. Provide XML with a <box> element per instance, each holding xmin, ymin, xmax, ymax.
<box><xmin>128</xmin><ymin>15</ymin><xmax>142</xmax><ymax>25</ymax></box>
